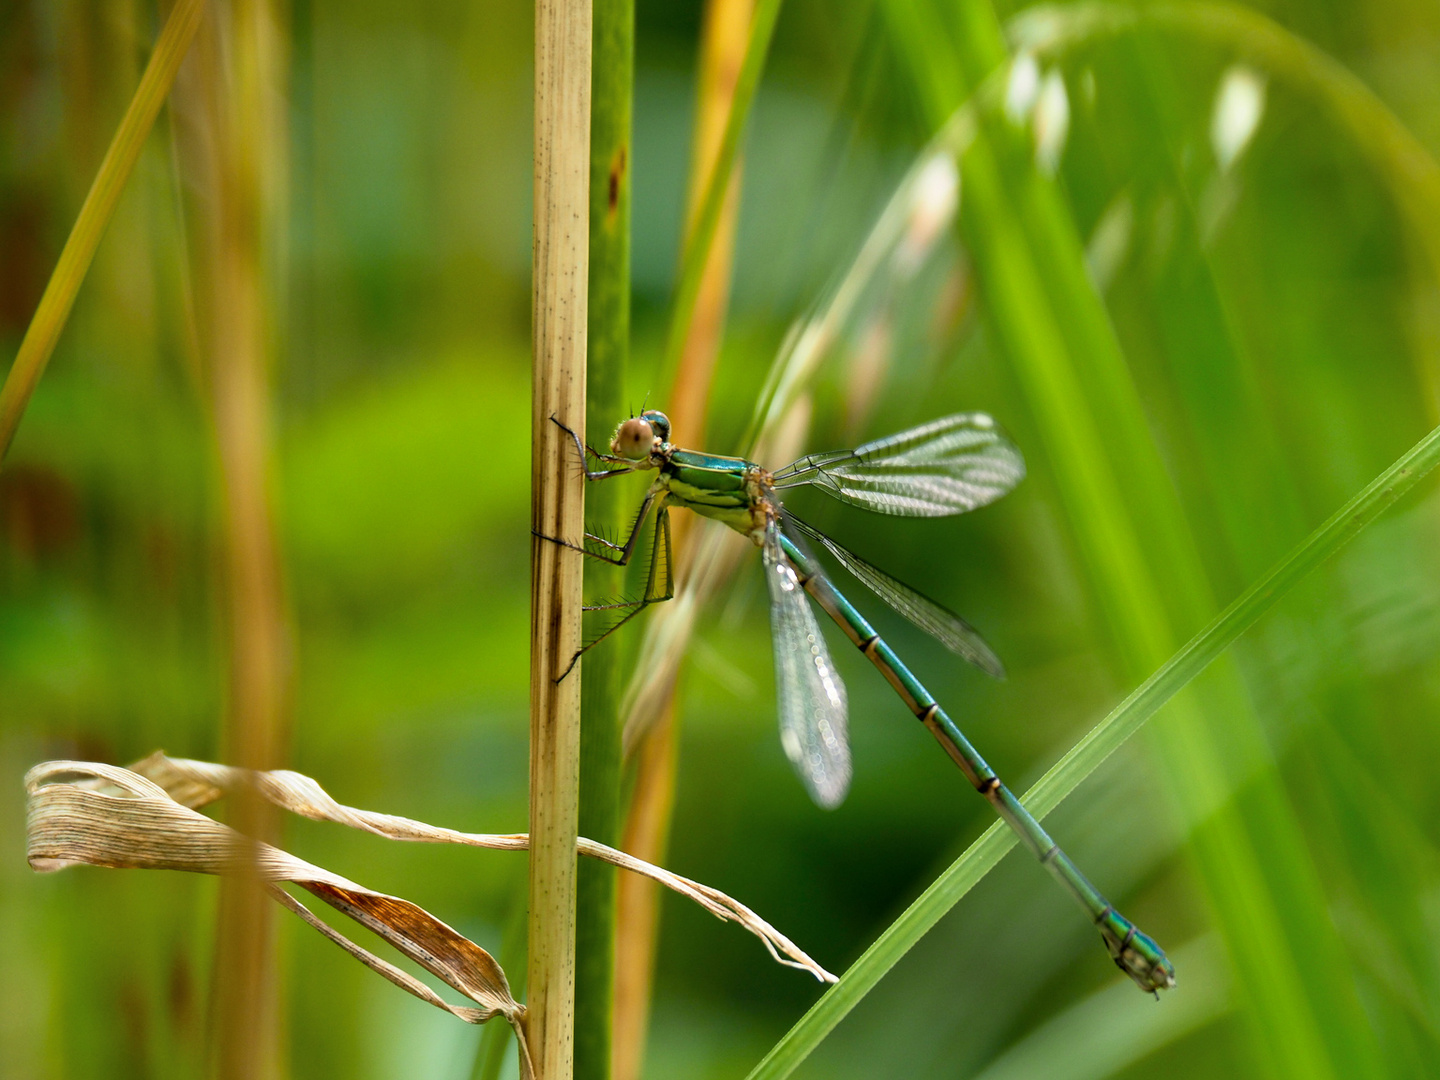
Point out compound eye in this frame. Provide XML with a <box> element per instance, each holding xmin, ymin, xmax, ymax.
<box><xmin>639</xmin><ymin>410</ymin><xmax>671</xmax><ymax>443</ymax></box>
<box><xmin>611</xmin><ymin>417</ymin><xmax>655</xmax><ymax>460</ymax></box>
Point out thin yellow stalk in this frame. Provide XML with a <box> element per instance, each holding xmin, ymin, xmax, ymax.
<box><xmin>529</xmin><ymin>0</ymin><xmax>593</xmax><ymax>1075</ymax></box>
<box><xmin>0</xmin><ymin>0</ymin><xmax>204</xmax><ymax>467</ymax></box>
<box><xmin>611</xmin><ymin>3</ymin><xmax>752</xmax><ymax>1076</ymax></box>
<box><xmin>668</xmin><ymin>0</ymin><xmax>754</xmax><ymax>449</ymax></box>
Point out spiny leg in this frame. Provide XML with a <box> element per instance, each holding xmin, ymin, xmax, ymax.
<box><xmin>535</xmin><ymin>415</ymin><xmax>648</xmax><ymax>557</ymax></box>
<box><xmin>535</xmin><ymin>488</ymin><xmax>659</xmax><ymax>568</ymax></box>
<box><xmin>550</xmin><ymin>414</ymin><xmax>633</xmax><ymax>480</ymax></box>
<box><xmin>585</xmin><ymin>507</ymin><xmax>673</xmax><ymax>643</ymax></box>
<box><xmin>557</xmin><ymin>506</ymin><xmax>674</xmax><ymax>681</ymax></box>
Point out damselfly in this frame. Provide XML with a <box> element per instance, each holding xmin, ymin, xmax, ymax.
<box><xmin>547</xmin><ymin>408</ymin><xmax>1175</xmax><ymax>993</ymax></box>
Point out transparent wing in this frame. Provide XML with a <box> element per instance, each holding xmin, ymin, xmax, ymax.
<box><xmin>784</xmin><ymin>514</ymin><xmax>1004</xmax><ymax>679</ymax></box>
<box><xmin>772</xmin><ymin>413</ymin><xmax>1025</xmax><ymax>517</ymax></box>
<box><xmin>763</xmin><ymin>523</ymin><xmax>851</xmax><ymax>809</ymax></box>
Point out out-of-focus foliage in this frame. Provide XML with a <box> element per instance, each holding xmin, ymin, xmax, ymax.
<box><xmin>4</xmin><ymin>1</ymin><xmax>1440</xmax><ymax>1078</ymax></box>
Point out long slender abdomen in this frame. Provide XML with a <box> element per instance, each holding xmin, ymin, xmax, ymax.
<box><xmin>775</xmin><ymin>533</ymin><xmax>1175</xmax><ymax>993</ymax></box>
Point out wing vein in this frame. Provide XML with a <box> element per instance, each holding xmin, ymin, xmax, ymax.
<box><xmin>773</xmin><ymin>413</ymin><xmax>1025</xmax><ymax>517</ymax></box>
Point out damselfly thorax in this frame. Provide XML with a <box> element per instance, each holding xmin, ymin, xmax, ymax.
<box><xmin>615</xmin><ymin>411</ymin><xmax>776</xmax><ymax>544</ymax></box>
<box><xmin>656</xmin><ymin>449</ymin><xmax>774</xmax><ymax>544</ymax></box>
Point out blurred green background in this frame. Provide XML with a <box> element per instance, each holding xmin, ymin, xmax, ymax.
<box><xmin>5</xmin><ymin>0</ymin><xmax>1440</xmax><ymax>1077</ymax></box>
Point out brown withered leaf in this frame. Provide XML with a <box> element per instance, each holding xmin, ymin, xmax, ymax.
<box><xmin>26</xmin><ymin>760</ymin><xmax>535</xmax><ymax>1075</ymax></box>
<box><xmin>25</xmin><ymin>756</ymin><xmax>836</xmax><ymax>1048</ymax></box>
<box><xmin>123</xmin><ymin>753</ymin><xmax>834</xmax><ymax>981</ymax></box>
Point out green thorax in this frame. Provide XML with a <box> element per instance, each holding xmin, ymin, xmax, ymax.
<box><xmin>658</xmin><ymin>447</ymin><xmax>769</xmax><ymax>539</ymax></box>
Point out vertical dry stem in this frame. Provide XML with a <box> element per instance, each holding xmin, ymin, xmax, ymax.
<box><xmin>529</xmin><ymin>0</ymin><xmax>592</xmax><ymax>1076</ymax></box>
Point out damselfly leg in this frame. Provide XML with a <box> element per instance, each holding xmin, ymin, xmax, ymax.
<box><xmin>555</xmin><ymin>506</ymin><xmax>674</xmax><ymax>680</ymax></box>
<box><xmin>532</xmin><ymin>417</ymin><xmax>654</xmax><ymax>563</ymax></box>
<box><xmin>536</xmin><ymin>416</ymin><xmax>678</xmax><ymax>680</ymax></box>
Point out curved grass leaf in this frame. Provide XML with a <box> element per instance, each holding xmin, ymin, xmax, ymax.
<box><xmin>1009</xmin><ymin>2</ymin><xmax>1440</xmax><ymax>278</ymax></box>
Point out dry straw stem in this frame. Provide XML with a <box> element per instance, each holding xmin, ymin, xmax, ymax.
<box><xmin>0</xmin><ymin>0</ymin><xmax>204</xmax><ymax>466</ymax></box>
<box><xmin>531</xmin><ymin>0</ymin><xmax>593</xmax><ymax>1075</ymax></box>
<box><xmin>22</xmin><ymin>755</ymin><xmax>833</xmax><ymax>1057</ymax></box>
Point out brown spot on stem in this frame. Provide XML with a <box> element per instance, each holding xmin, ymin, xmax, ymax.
<box><xmin>607</xmin><ymin>145</ymin><xmax>628</xmax><ymax>220</ymax></box>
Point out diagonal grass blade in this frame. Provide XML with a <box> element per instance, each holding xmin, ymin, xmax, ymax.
<box><xmin>746</xmin><ymin>418</ymin><xmax>1440</xmax><ymax>1080</ymax></box>
<box><xmin>0</xmin><ymin>0</ymin><xmax>204</xmax><ymax>465</ymax></box>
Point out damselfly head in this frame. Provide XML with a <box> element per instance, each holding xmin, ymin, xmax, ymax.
<box><xmin>612</xmin><ymin>411</ymin><xmax>667</xmax><ymax>460</ymax></box>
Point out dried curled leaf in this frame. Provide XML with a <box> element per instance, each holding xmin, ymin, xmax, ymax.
<box><xmin>124</xmin><ymin>753</ymin><xmax>835</xmax><ymax>982</ymax></box>
<box><xmin>26</xmin><ymin>760</ymin><xmax>534</xmax><ymax>1073</ymax></box>
<box><xmin>25</xmin><ymin>756</ymin><xmax>836</xmax><ymax>1034</ymax></box>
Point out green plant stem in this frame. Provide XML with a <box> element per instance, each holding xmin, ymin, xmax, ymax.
<box><xmin>746</xmin><ymin>416</ymin><xmax>1440</xmax><ymax>1080</ymax></box>
<box><xmin>0</xmin><ymin>0</ymin><xmax>204</xmax><ymax>467</ymax></box>
<box><xmin>575</xmin><ymin>1</ymin><xmax>634</xmax><ymax>1078</ymax></box>
<box><xmin>656</xmin><ymin>0</ymin><xmax>783</xmax><ymax>392</ymax></box>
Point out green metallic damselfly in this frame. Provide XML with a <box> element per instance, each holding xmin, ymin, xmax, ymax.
<box><xmin>546</xmin><ymin>408</ymin><xmax>1175</xmax><ymax>994</ymax></box>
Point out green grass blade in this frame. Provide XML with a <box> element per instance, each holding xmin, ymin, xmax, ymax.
<box><xmin>745</xmin><ymin>417</ymin><xmax>1440</xmax><ymax>1080</ymax></box>
<box><xmin>656</xmin><ymin>0</ymin><xmax>783</xmax><ymax>393</ymax></box>
<box><xmin>574</xmin><ymin>0</ymin><xmax>634</xmax><ymax>1077</ymax></box>
<box><xmin>0</xmin><ymin>0</ymin><xmax>204</xmax><ymax>466</ymax></box>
